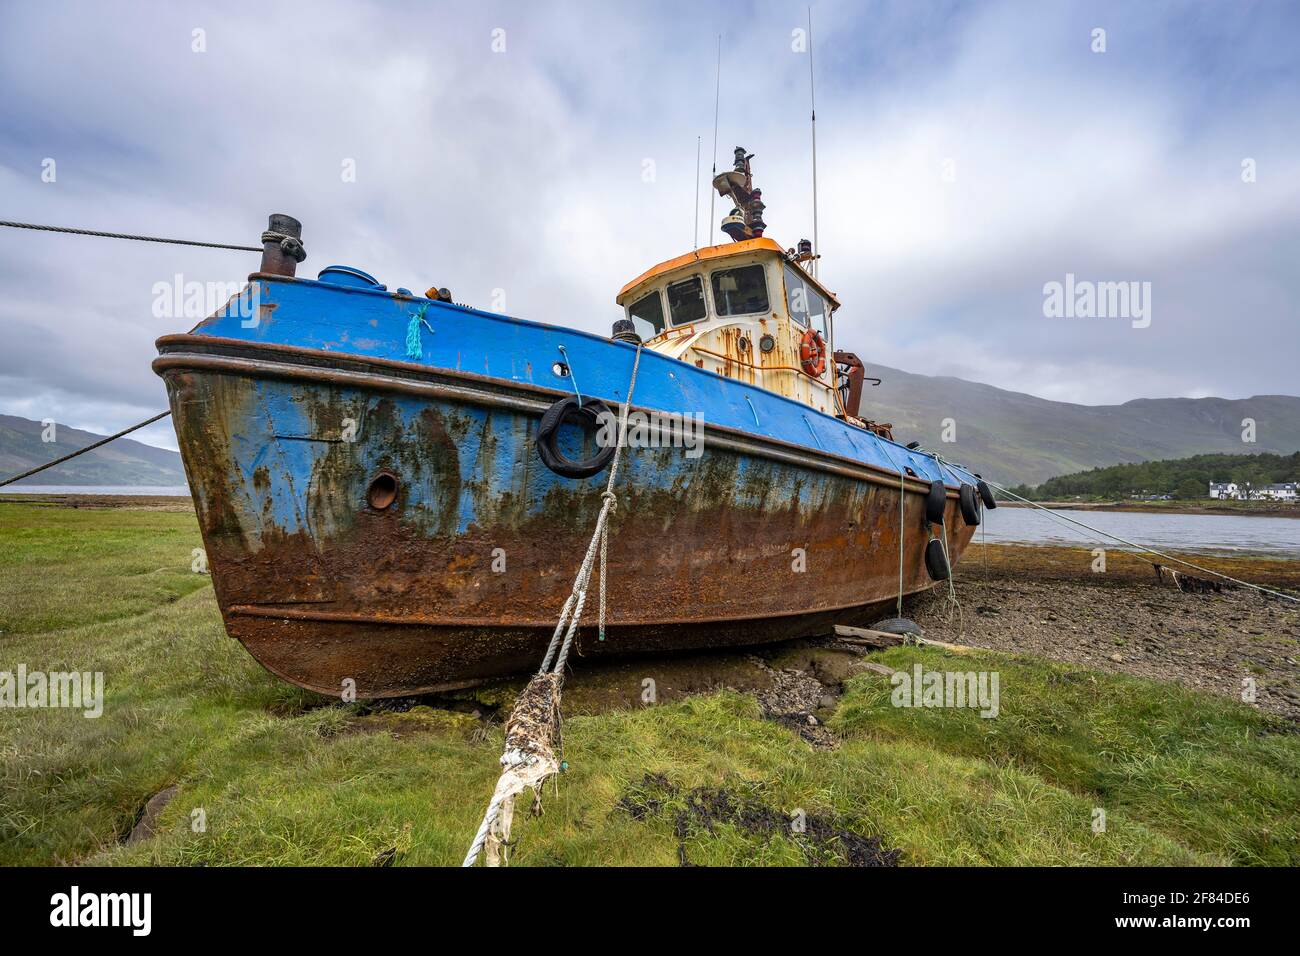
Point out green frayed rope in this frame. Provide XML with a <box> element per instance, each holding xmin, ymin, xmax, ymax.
<box><xmin>406</xmin><ymin>304</ymin><xmax>431</xmax><ymax>360</ymax></box>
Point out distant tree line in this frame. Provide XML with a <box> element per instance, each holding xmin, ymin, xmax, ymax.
<box><xmin>1006</xmin><ymin>451</ymin><xmax>1300</xmax><ymax>500</ymax></box>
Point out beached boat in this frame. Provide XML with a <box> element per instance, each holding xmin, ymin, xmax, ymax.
<box><xmin>154</xmin><ymin>151</ymin><xmax>991</xmax><ymax>697</ymax></box>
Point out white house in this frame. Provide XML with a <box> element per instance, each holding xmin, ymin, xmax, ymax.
<box><xmin>1210</xmin><ymin>480</ymin><xmax>1298</xmax><ymax>501</ymax></box>
<box><xmin>1258</xmin><ymin>482</ymin><xmax>1298</xmax><ymax>501</ymax></box>
<box><xmin>1208</xmin><ymin>481</ymin><xmax>1240</xmax><ymax>499</ymax></box>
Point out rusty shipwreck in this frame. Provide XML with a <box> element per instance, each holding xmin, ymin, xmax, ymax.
<box><xmin>154</xmin><ymin>150</ymin><xmax>992</xmax><ymax>698</ymax></box>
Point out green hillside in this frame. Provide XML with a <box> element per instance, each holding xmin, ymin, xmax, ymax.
<box><xmin>1005</xmin><ymin>451</ymin><xmax>1300</xmax><ymax>500</ymax></box>
<box><xmin>0</xmin><ymin>414</ymin><xmax>184</xmax><ymax>487</ymax></box>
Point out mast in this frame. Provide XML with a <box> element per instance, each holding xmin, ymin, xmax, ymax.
<box><xmin>807</xmin><ymin>7</ymin><xmax>820</xmax><ymax>279</ymax></box>
<box><xmin>708</xmin><ymin>35</ymin><xmax>721</xmax><ymax>246</ymax></box>
<box><xmin>693</xmin><ymin>135</ymin><xmax>701</xmax><ymax>249</ymax></box>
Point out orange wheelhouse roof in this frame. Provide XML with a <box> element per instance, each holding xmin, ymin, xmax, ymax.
<box><xmin>616</xmin><ymin>237</ymin><xmax>839</xmax><ymax>309</ymax></box>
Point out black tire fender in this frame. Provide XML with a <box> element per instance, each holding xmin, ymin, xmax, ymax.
<box><xmin>959</xmin><ymin>483</ymin><xmax>981</xmax><ymax>526</ymax></box>
<box><xmin>536</xmin><ymin>396</ymin><xmax>616</xmax><ymax>479</ymax></box>
<box><xmin>871</xmin><ymin>617</ymin><xmax>925</xmax><ymax>637</ymax></box>
<box><xmin>925</xmin><ymin>479</ymin><xmax>947</xmax><ymax>525</ymax></box>
<box><xmin>977</xmin><ymin>479</ymin><xmax>996</xmax><ymax>509</ymax></box>
<box><xmin>924</xmin><ymin>537</ymin><xmax>950</xmax><ymax>581</ymax></box>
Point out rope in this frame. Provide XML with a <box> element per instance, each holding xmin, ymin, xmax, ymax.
<box><xmin>935</xmin><ymin>516</ymin><xmax>964</xmax><ymax>635</ymax></box>
<box><xmin>405</xmin><ymin>304</ymin><xmax>432</xmax><ymax>360</ymax></box>
<box><xmin>0</xmin><ymin>220</ymin><xmax>261</xmax><ymax>253</ymax></box>
<box><xmin>867</xmin><ymin>432</ymin><xmax>908</xmax><ymax>616</ymax></box>
<box><xmin>0</xmin><ymin>411</ymin><xmax>171</xmax><ymax>488</ymax></box>
<box><xmin>897</xmin><ymin>467</ymin><xmax>906</xmax><ymax>616</ymax></box>
<box><xmin>557</xmin><ymin>345</ymin><xmax>583</xmax><ymax>405</ymax></box>
<box><xmin>983</xmin><ymin>478</ymin><xmax>1300</xmax><ymax>605</ymax></box>
<box><xmin>463</xmin><ymin>343</ymin><xmax>645</xmax><ymax>867</ymax></box>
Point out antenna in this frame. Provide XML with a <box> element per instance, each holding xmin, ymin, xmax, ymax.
<box><xmin>693</xmin><ymin>135</ymin><xmax>701</xmax><ymax>249</ymax></box>
<box><xmin>807</xmin><ymin>7</ymin><xmax>820</xmax><ymax>278</ymax></box>
<box><xmin>708</xmin><ymin>34</ymin><xmax>722</xmax><ymax>247</ymax></box>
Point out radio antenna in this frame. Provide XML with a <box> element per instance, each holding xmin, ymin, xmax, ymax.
<box><xmin>708</xmin><ymin>34</ymin><xmax>722</xmax><ymax>246</ymax></box>
<box><xmin>807</xmin><ymin>7</ymin><xmax>820</xmax><ymax>278</ymax></box>
<box><xmin>693</xmin><ymin>135</ymin><xmax>702</xmax><ymax>249</ymax></box>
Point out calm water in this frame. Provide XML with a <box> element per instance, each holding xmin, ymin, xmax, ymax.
<box><xmin>981</xmin><ymin>506</ymin><xmax>1299</xmax><ymax>558</ymax></box>
<box><xmin>0</xmin><ymin>485</ymin><xmax>190</xmax><ymax>496</ymax></box>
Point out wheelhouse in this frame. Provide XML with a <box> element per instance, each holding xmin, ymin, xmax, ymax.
<box><xmin>616</xmin><ymin>237</ymin><xmax>842</xmax><ymax>416</ymax></box>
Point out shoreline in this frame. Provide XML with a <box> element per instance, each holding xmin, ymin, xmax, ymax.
<box><xmin>1002</xmin><ymin>499</ymin><xmax>1300</xmax><ymax>519</ymax></box>
<box><xmin>7</xmin><ymin>492</ymin><xmax>1299</xmax><ymax>519</ymax></box>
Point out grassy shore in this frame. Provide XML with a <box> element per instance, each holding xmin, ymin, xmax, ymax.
<box><xmin>1</xmin><ymin>499</ymin><xmax>1297</xmax><ymax>866</ymax></box>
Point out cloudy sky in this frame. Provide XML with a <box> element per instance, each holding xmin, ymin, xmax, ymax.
<box><xmin>1</xmin><ymin>0</ymin><xmax>1297</xmax><ymax>451</ymax></box>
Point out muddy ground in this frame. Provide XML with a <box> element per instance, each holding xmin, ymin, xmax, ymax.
<box><xmin>433</xmin><ymin>543</ymin><xmax>1300</xmax><ymax>729</ymax></box>
<box><xmin>908</xmin><ymin>543</ymin><xmax>1300</xmax><ymax>721</ymax></box>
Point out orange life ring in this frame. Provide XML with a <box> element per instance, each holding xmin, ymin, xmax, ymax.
<box><xmin>799</xmin><ymin>328</ymin><xmax>827</xmax><ymax>377</ymax></box>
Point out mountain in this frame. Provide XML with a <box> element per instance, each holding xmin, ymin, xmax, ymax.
<box><xmin>857</xmin><ymin>365</ymin><xmax>1300</xmax><ymax>486</ymax></box>
<box><xmin>0</xmin><ymin>414</ymin><xmax>185</xmax><ymax>487</ymax></box>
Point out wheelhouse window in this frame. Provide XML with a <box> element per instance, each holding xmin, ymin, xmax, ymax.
<box><xmin>784</xmin><ymin>264</ymin><xmax>829</xmax><ymax>339</ymax></box>
<box><xmin>711</xmin><ymin>264</ymin><xmax>769</xmax><ymax>316</ymax></box>
<box><xmin>627</xmin><ymin>290</ymin><xmax>665</xmax><ymax>339</ymax></box>
<box><xmin>666</xmin><ymin>275</ymin><xmax>707</xmax><ymax>326</ymax></box>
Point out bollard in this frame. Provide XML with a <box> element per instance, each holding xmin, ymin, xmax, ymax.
<box><xmin>259</xmin><ymin>213</ymin><xmax>305</xmax><ymax>277</ymax></box>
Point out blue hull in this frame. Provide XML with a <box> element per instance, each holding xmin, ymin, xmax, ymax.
<box><xmin>154</xmin><ymin>271</ymin><xmax>979</xmax><ymax>696</ymax></box>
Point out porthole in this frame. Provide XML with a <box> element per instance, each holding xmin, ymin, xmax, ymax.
<box><xmin>366</xmin><ymin>471</ymin><xmax>399</xmax><ymax>510</ymax></box>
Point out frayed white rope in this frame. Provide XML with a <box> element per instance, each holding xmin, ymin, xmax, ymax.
<box><xmin>463</xmin><ymin>344</ymin><xmax>644</xmax><ymax>867</ymax></box>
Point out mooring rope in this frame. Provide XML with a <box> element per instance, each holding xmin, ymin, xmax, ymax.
<box><xmin>983</xmin><ymin>478</ymin><xmax>1300</xmax><ymax>605</ymax></box>
<box><xmin>895</xmin><ymin>465</ymin><xmax>906</xmax><ymax>616</ymax></box>
<box><xmin>0</xmin><ymin>219</ymin><xmax>261</xmax><ymax>252</ymax></box>
<box><xmin>935</xmin><ymin>516</ymin><xmax>965</xmax><ymax>635</ymax></box>
<box><xmin>0</xmin><ymin>411</ymin><xmax>172</xmax><ymax>489</ymax></box>
<box><xmin>462</xmin><ymin>343</ymin><xmax>644</xmax><ymax>867</ymax></box>
<box><xmin>865</xmin><ymin>433</ymin><xmax>908</xmax><ymax>616</ymax></box>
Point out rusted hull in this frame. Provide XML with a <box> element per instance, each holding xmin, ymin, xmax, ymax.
<box><xmin>155</xmin><ymin>336</ymin><xmax>977</xmax><ymax>698</ymax></box>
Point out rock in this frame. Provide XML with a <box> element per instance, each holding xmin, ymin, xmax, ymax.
<box><xmin>1110</xmin><ymin>653</ymin><xmax>1124</xmax><ymax>662</ymax></box>
<box><xmin>126</xmin><ymin>784</ymin><xmax>180</xmax><ymax>844</ymax></box>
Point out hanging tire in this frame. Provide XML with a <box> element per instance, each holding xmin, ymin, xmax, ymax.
<box><xmin>925</xmin><ymin>479</ymin><xmax>947</xmax><ymax>525</ymax></box>
<box><xmin>959</xmin><ymin>483</ymin><xmax>981</xmax><ymax>526</ymax></box>
<box><xmin>925</xmin><ymin>537</ymin><xmax>950</xmax><ymax>581</ymax></box>
<box><xmin>977</xmin><ymin>479</ymin><xmax>997</xmax><ymax>509</ymax></box>
<box><xmin>536</xmin><ymin>396</ymin><xmax>616</xmax><ymax>479</ymax></box>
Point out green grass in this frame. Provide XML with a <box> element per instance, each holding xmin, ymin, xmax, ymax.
<box><xmin>1</xmin><ymin>501</ymin><xmax>1295</xmax><ymax>866</ymax></box>
<box><xmin>0</xmin><ymin>502</ymin><xmax>210</xmax><ymax>636</ymax></box>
